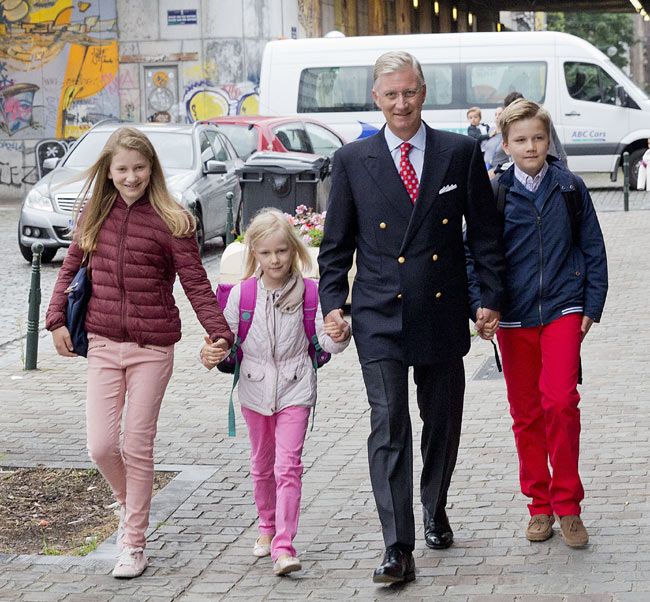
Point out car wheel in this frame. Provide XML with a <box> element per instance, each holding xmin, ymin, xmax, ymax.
<box><xmin>195</xmin><ymin>208</ymin><xmax>205</xmax><ymax>255</ymax></box>
<box><xmin>234</xmin><ymin>200</ymin><xmax>243</xmax><ymax>236</ymax></box>
<box><xmin>18</xmin><ymin>240</ymin><xmax>57</xmax><ymax>263</ymax></box>
<box><xmin>18</xmin><ymin>225</ymin><xmax>58</xmax><ymax>263</ymax></box>
<box><xmin>627</xmin><ymin>148</ymin><xmax>645</xmax><ymax>191</ymax></box>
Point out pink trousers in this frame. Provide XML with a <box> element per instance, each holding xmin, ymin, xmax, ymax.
<box><xmin>497</xmin><ymin>314</ymin><xmax>584</xmax><ymax>517</ymax></box>
<box><xmin>242</xmin><ymin>405</ymin><xmax>310</xmax><ymax>560</ymax></box>
<box><xmin>85</xmin><ymin>333</ymin><xmax>174</xmax><ymax>549</ymax></box>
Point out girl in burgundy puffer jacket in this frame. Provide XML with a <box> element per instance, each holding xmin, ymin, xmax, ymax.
<box><xmin>46</xmin><ymin>127</ymin><xmax>233</xmax><ymax>579</ymax></box>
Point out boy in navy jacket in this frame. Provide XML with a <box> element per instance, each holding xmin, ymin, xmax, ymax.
<box><xmin>468</xmin><ymin>100</ymin><xmax>608</xmax><ymax>548</ymax></box>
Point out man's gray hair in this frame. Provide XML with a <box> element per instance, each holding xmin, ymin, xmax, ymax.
<box><xmin>373</xmin><ymin>51</ymin><xmax>425</xmax><ymax>87</ymax></box>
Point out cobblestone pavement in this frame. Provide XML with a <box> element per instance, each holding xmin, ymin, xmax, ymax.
<box><xmin>0</xmin><ymin>190</ymin><xmax>648</xmax><ymax>600</ymax></box>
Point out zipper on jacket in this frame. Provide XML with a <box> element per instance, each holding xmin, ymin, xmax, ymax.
<box><xmin>117</xmin><ymin>204</ymin><xmax>131</xmax><ymax>340</ymax></box>
<box><xmin>536</xmin><ymin>215</ymin><xmax>544</xmax><ymax>325</ymax></box>
<box><xmin>271</xmin><ymin>290</ymin><xmax>279</xmax><ymax>411</ymax></box>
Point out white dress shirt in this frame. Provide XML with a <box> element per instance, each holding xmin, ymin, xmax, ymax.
<box><xmin>384</xmin><ymin>122</ymin><xmax>426</xmax><ymax>181</ymax></box>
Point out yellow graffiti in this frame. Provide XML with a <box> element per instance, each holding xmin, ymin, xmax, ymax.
<box><xmin>26</xmin><ymin>0</ymin><xmax>72</xmax><ymax>24</ymax></box>
<box><xmin>239</xmin><ymin>94</ymin><xmax>259</xmax><ymax>115</ymax></box>
<box><xmin>152</xmin><ymin>71</ymin><xmax>169</xmax><ymax>88</ymax></box>
<box><xmin>189</xmin><ymin>90</ymin><xmax>229</xmax><ymax>121</ymax></box>
<box><xmin>58</xmin><ymin>40</ymin><xmax>118</xmax><ymax>137</ymax></box>
<box><xmin>1</xmin><ymin>0</ymin><xmax>29</xmax><ymax>23</ymax></box>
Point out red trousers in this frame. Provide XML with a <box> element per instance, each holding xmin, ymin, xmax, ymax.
<box><xmin>497</xmin><ymin>314</ymin><xmax>584</xmax><ymax>517</ymax></box>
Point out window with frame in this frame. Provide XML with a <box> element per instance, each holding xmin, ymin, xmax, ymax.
<box><xmin>465</xmin><ymin>62</ymin><xmax>547</xmax><ymax>106</ymax></box>
<box><xmin>298</xmin><ymin>66</ymin><xmax>374</xmax><ymax>112</ymax></box>
<box><xmin>274</xmin><ymin>124</ymin><xmax>312</xmax><ymax>152</ymax></box>
<box><xmin>564</xmin><ymin>62</ymin><xmax>618</xmax><ymax>105</ymax></box>
<box><xmin>304</xmin><ymin>123</ymin><xmax>343</xmax><ymax>156</ymax></box>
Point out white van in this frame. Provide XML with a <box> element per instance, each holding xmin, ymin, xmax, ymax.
<box><xmin>260</xmin><ymin>31</ymin><xmax>650</xmax><ymax>186</ymax></box>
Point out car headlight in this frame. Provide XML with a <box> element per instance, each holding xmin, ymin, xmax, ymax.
<box><xmin>24</xmin><ymin>189</ymin><xmax>54</xmax><ymax>211</ymax></box>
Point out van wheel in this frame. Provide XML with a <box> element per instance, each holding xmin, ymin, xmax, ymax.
<box><xmin>195</xmin><ymin>208</ymin><xmax>205</xmax><ymax>255</ymax></box>
<box><xmin>628</xmin><ymin>148</ymin><xmax>645</xmax><ymax>191</ymax></box>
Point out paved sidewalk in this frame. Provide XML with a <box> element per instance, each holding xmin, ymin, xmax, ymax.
<box><xmin>0</xmin><ymin>196</ymin><xmax>649</xmax><ymax>601</ymax></box>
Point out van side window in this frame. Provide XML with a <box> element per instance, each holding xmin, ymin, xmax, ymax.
<box><xmin>564</xmin><ymin>62</ymin><xmax>617</xmax><ymax>105</ymax></box>
<box><xmin>465</xmin><ymin>62</ymin><xmax>547</xmax><ymax>106</ymax></box>
<box><xmin>298</xmin><ymin>67</ymin><xmax>374</xmax><ymax>112</ymax></box>
<box><xmin>421</xmin><ymin>64</ymin><xmax>453</xmax><ymax>108</ymax></box>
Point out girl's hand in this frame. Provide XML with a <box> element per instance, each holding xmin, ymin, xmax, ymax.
<box><xmin>52</xmin><ymin>326</ymin><xmax>77</xmax><ymax>357</ymax></box>
<box><xmin>200</xmin><ymin>335</ymin><xmax>229</xmax><ymax>369</ymax></box>
<box><xmin>324</xmin><ymin>318</ymin><xmax>351</xmax><ymax>342</ymax></box>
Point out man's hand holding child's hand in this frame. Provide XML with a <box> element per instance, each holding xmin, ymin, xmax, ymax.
<box><xmin>200</xmin><ymin>335</ymin><xmax>230</xmax><ymax>369</ymax></box>
<box><xmin>324</xmin><ymin>308</ymin><xmax>351</xmax><ymax>343</ymax></box>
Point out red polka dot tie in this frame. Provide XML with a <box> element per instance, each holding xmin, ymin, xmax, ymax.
<box><xmin>399</xmin><ymin>142</ymin><xmax>419</xmax><ymax>204</ymax></box>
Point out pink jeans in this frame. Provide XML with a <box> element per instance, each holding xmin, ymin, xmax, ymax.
<box><xmin>85</xmin><ymin>333</ymin><xmax>174</xmax><ymax>549</ymax></box>
<box><xmin>242</xmin><ymin>405</ymin><xmax>310</xmax><ymax>560</ymax></box>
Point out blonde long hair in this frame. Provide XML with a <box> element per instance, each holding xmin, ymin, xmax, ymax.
<box><xmin>73</xmin><ymin>126</ymin><xmax>195</xmax><ymax>252</ymax></box>
<box><xmin>243</xmin><ymin>208</ymin><xmax>312</xmax><ymax>278</ymax></box>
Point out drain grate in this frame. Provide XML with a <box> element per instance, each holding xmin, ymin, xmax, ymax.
<box><xmin>472</xmin><ymin>356</ymin><xmax>503</xmax><ymax>381</ymax></box>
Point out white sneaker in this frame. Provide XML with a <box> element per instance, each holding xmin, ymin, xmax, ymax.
<box><xmin>112</xmin><ymin>546</ymin><xmax>148</xmax><ymax>579</ymax></box>
<box><xmin>273</xmin><ymin>555</ymin><xmax>301</xmax><ymax>576</ymax></box>
<box><xmin>253</xmin><ymin>535</ymin><xmax>273</xmax><ymax>557</ymax></box>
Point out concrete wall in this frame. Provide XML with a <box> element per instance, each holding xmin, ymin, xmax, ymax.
<box><xmin>0</xmin><ymin>0</ymin><xmax>302</xmax><ymax>201</ymax></box>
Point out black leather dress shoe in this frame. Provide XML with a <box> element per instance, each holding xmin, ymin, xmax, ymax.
<box><xmin>372</xmin><ymin>545</ymin><xmax>416</xmax><ymax>584</ymax></box>
<box><xmin>424</xmin><ymin>511</ymin><xmax>454</xmax><ymax>549</ymax></box>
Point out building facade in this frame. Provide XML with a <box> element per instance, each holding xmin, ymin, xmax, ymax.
<box><xmin>0</xmin><ymin>0</ymin><xmax>301</xmax><ymax>200</ymax></box>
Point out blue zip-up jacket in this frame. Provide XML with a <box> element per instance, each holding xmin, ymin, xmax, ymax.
<box><xmin>467</xmin><ymin>160</ymin><xmax>607</xmax><ymax>328</ymax></box>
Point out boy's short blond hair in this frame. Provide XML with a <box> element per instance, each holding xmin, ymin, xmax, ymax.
<box><xmin>499</xmin><ymin>99</ymin><xmax>551</xmax><ymax>142</ymax></box>
<box><xmin>466</xmin><ymin>106</ymin><xmax>481</xmax><ymax>119</ymax></box>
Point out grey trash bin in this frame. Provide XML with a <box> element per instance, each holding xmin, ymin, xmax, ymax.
<box><xmin>236</xmin><ymin>151</ymin><xmax>331</xmax><ymax>228</ymax></box>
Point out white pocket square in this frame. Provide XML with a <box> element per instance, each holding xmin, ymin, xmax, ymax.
<box><xmin>439</xmin><ymin>184</ymin><xmax>458</xmax><ymax>195</ymax></box>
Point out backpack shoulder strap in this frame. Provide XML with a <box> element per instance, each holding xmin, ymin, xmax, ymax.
<box><xmin>302</xmin><ymin>277</ymin><xmax>318</xmax><ymax>343</ymax></box>
<box><xmin>563</xmin><ymin>174</ymin><xmax>583</xmax><ymax>244</ymax></box>
<box><xmin>236</xmin><ymin>277</ymin><xmax>257</xmax><ymax>344</ymax></box>
<box><xmin>490</xmin><ymin>174</ymin><xmax>507</xmax><ymax>215</ymax></box>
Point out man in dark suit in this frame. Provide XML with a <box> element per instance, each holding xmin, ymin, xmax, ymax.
<box><xmin>318</xmin><ymin>51</ymin><xmax>505</xmax><ymax>584</ymax></box>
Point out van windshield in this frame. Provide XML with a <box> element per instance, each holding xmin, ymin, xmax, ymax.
<box><xmin>63</xmin><ymin>130</ymin><xmax>196</xmax><ymax>170</ymax></box>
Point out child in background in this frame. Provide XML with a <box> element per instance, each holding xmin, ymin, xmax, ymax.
<box><xmin>468</xmin><ymin>100</ymin><xmax>608</xmax><ymax>548</ymax></box>
<box><xmin>201</xmin><ymin>208</ymin><xmax>350</xmax><ymax>576</ymax></box>
<box><xmin>636</xmin><ymin>137</ymin><xmax>650</xmax><ymax>190</ymax></box>
<box><xmin>46</xmin><ymin>127</ymin><xmax>233</xmax><ymax>579</ymax></box>
<box><xmin>466</xmin><ymin>106</ymin><xmax>493</xmax><ymax>153</ymax></box>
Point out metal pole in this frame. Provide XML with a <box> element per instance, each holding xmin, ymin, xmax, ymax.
<box><xmin>225</xmin><ymin>191</ymin><xmax>234</xmax><ymax>245</ymax></box>
<box><xmin>25</xmin><ymin>242</ymin><xmax>44</xmax><ymax>370</ymax></box>
<box><xmin>623</xmin><ymin>151</ymin><xmax>630</xmax><ymax>212</ymax></box>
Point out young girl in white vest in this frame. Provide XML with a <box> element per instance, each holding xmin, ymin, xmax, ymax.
<box><xmin>201</xmin><ymin>208</ymin><xmax>350</xmax><ymax>575</ymax></box>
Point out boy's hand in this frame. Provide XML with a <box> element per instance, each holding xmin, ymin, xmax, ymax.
<box><xmin>476</xmin><ymin>308</ymin><xmax>500</xmax><ymax>340</ymax></box>
<box><xmin>581</xmin><ymin>316</ymin><xmax>594</xmax><ymax>341</ymax></box>
<box><xmin>200</xmin><ymin>335</ymin><xmax>229</xmax><ymax>369</ymax></box>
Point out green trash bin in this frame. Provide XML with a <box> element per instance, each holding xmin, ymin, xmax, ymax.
<box><xmin>236</xmin><ymin>151</ymin><xmax>331</xmax><ymax>228</ymax></box>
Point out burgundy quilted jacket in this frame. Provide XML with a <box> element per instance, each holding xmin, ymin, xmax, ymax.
<box><xmin>46</xmin><ymin>195</ymin><xmax>234</xmax><ymax>348</ymax></box>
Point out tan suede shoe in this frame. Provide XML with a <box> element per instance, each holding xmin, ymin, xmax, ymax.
<box><xmin>525</xmin><ymin>514</ymin><xmax>554</xmax><ymax>542</ymax></box>
<box><xmin>556</xmin><ymin>514</ymin><xmax>589</xmax><ymax>548</ymax></box>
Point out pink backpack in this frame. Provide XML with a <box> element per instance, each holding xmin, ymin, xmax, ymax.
<box><xmin>215</xmin><ymin>277</ymin><xmax>331</xmax><ymax>435</ymax></box>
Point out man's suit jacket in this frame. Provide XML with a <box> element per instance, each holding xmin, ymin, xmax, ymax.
<box><xmin>318</xmin><ymin>123</ymin><xmax>505</xmax><ymax>366</ymax></box>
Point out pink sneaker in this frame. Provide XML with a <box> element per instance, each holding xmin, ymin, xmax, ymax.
<box><xmin>112</xmin><ymin>546</ymin><xmax>148</xmax><ymax>579</ymax></box>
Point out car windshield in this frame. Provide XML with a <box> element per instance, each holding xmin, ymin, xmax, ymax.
<box><xmin>215</xmin><ymin>124</ymin><xmax>258</xmax><ymax>159</ymax></box>
<box><xmin>63</xmin><ymin>130</ymin><xmax>196</xmax><ymax>170</ymax></box>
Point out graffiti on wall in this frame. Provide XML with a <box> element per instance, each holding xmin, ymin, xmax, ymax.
<box><xmin>0</xmin><ymin>139</ymin><xmax>38</xmax><ymax>189</ymax></box>
<box><xmin>183</xmin><ymin>80</ymin><xmax>259</xmax><ymax>122</ymax></box>
<box><xmin>0</xmin><ymin>0</ymin><xmax>118</xmax><ymax>139</ymax></box>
